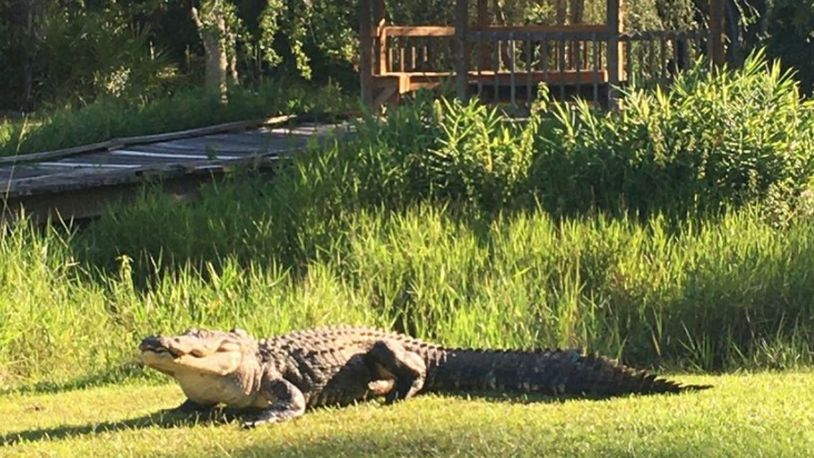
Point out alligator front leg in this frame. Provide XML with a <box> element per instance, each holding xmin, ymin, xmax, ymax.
<box><xmin>363</xmin><ymin>340</ymin><xmax>427</xmax><ymax>404</ymax></box>
<box><xmin>242</xmin><ymin>377</ymin><xmax>306</xmax><ymax>429</ymax></box>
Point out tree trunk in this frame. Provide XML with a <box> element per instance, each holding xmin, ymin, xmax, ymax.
<box><xmin>6</xmin><ymin>0</ymin><xmax>39</xmax><ymax>110</ymax></box>
<box><xmin>228</xmin><ymin>29</ymin><xmax>239</xmax><ymax>84</ymax></box>
<box><xmin>724</xmin><ymin>0</ymin><xmax>743</xmax><ymax>66</ymax></box>
<box><xmin>191</xmin><ymin>6</ymin><xmax>228</xmax><ymax>99</ymax></box>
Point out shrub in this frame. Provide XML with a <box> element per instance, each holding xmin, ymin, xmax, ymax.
<box><xmin>531</xmin><ymin>50</ymin><xmax>814</xmax><ymax>216</ymax></box>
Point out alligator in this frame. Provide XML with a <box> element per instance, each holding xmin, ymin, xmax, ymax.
<box><xmin>139</xmin><ymin>326</ymin><xmax>710</xmax><ymax>428</ymax></box>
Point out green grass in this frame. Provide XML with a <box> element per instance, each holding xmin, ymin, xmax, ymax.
<box><xmin>3</xmin><ymin>198</ymin><xmax>814</xmax><ymax>390</ymax></box>
<box><xmin>2</xmin><ymin>55</ymin><xmax>814</xmax><ymax>398</ymax></box>
<box><xmin>2</xmin><ymin>373</ymin><xmax>813</xmax><ymax>456</ymax></box>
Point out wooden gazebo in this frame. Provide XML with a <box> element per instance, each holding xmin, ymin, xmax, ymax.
<box><xmin>358</xmin><ymin>0</ymin><xmax>727</xmax><ymax>109</ymax></box>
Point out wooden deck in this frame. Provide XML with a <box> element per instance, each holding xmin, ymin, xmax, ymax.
<box><xmin>0</xmin><ymin>117</ymin><xmax>351</xmax><ymax>223</ymax></box>
<box><xmin>359</xmin><ymin>0</ymin><xmax>714</xmax><ymax>109</ymax></box>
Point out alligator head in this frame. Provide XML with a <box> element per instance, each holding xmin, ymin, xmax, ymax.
<box><xmin>139</xmin><ymin>328</ymin><xmax>255</xmax><ymax>377</ymax></box>
<box><xmin>140</xmin><ymin>328</ymin><xmax>277</xmax><ymax>410</ymax></box>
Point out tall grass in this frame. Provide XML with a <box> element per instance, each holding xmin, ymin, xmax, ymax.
<box><xmin>532</xmin><ymin>51</ymin><xmax>814</xmax><ymax>216</ymax></box>
<box><xmin>3</xmin><ymin>201</ymin><xmax>814</xmax><ymax>389</ymax></box>
<box><xmin>2</xmin><ymin>52</ymin><xmax>814</xmax><ymax>390</ymax></box>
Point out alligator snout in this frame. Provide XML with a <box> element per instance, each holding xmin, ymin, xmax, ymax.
<box><xmin>139</xmin><ymin>335</ymin><xmax>184</xmax><ymax>357</ymax></box>
<box><xmin>140</xmin><ymin>333</ymin><xmax>221</xmax><ymax>359</ymax></box>
<box><xmin>139</xmin><ymin>336</ymin><xmax>162</xmax><ymax>352</ymax></box>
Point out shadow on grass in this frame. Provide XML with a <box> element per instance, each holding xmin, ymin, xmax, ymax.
<box><xmin>0</xmin><ymin>408</ymin><xmax>245</xmax><ymax>447</ymax></box>
<box><xmin>0</xmin><ymin>393</ymin><xmax>572</xmax><ymax>448</ymax></box>
<box><xmin>1</xmin><ymin>363</ymin><xmax>147</xmax><ymax>396</ymax></box>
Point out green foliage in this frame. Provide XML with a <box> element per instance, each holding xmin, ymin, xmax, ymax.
<box><xmin>4</xmin><ymin>188</ymin><xmax>814</xmax><ymax>388</ymax></box>
<box><xmin>13</xmin><ymin>2</ymin><xmax>178</xmax><ymax>109</ymax></box>
<box><xmin>427</xmin><ymin>99</ymin><xmax>536</xmax><ymax>210</ymax></box>
<box><xmin>531</xmin><ymin>51</ymin><xmax>814</xmax><ymax>216</ymax></box>
<box><xmin>3</xmin><ymin>55</ymin><xmax>814</xmax><ymax>390</ymax></box>
<box><xmin>265</xmin><ymin>52</ymin><xmax>814</xmax><ymax>219</ymax></box>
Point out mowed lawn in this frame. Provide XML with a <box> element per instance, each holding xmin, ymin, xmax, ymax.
<box><xmin>1</xmin><ymin>373</ymin><xmax>812</xmax><ymax>457</ymax></box>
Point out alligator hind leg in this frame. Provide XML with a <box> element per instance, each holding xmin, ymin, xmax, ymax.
<box><xmin>363</xmin><ymin>340</ymin><xmax>427</xmax><ymax>404</ymax></box>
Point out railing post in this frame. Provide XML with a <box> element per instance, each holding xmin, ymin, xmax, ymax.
<box><xmin>606</xmin><ymin>0</ymin><xmax>624</xmax><ymax>108</ymax></box>
<box><xmin>358</xmin><ymin>0</ymin><xmax>373</xmax><ymax>109</ymax></box>
<box><xmin>373</xmin><ymin>0</ymin><xmax>387</xmax><ymax>75</ymax></box>
<box><xmin>454</xmin><ymin>0</ymin><xmax>469</xmax><ymax>101</ymax></box>
<box><xmin>477</xmin><ymin>0</ymin><xmax>490</xmax><ymax>72</ymax></box>
<box><xmin>709</xmin><ymin>0</ymin><xmax>725</xmax><ymax>66</ymax></box>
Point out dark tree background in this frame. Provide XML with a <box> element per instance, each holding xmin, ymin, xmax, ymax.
<box><xmin>0</xmin><ymin>0</ymin><xmax>811</xmax><ymax>112</ymax></box>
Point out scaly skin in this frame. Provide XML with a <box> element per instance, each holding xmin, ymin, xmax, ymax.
<box><xmin>139</xmin><ymin>326</ymin><xmax>710</xmax><ymax>428</ymax></box>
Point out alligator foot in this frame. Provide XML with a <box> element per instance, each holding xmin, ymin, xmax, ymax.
<box><xmin>243</xmin><ymin>376</ymin><xmax>307</xmax><ymax>429</ymax></box>
<box><xmin>166</xmin><ymin>398</ymin><xmax>216</xmax><ymax>415</ymax></box>
<box><xmin>363</xmin><ymin>340</ymin><xmax>427</xmax><ymax>404</ymax></box>
<box><xmin>241</xmin><ymin>407</ymin><xmax>303</xmax><ymax>429</ymax></box>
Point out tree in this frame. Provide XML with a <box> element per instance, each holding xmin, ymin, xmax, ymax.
<box><xmin>191</xmin><ymin>0</ymin><xmax>242</xmax><ymax>97</ymax></box>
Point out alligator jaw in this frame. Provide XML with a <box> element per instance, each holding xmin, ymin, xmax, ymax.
<box><xmin>139</xmin><ymin>334</ymin><xmax>245</xmax><ymax>377</ymax></box>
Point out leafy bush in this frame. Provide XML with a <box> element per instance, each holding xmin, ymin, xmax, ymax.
<box><xmin>531</xmin><ymin>51</ymin><xmax>814</xmax><ymax>216</ymax></box>
<box><xmin>282</xmin><ymin>94</ymin><xmax>539</xmax><ymax>214</ymax></box>
<box><xmin>282</xmin><ymin>51</ymin><xmax>814</xmax><ymax>219</ymax></box>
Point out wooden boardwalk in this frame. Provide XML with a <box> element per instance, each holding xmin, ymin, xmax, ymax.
<box><xmin>1</xmin><ymin>117</ymin><xmax>351</xmax><ymax>222</ymax></box>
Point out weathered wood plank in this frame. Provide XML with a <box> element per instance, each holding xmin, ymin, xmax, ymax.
<box><xmin>0</xmin><ymin>115</ymin><xmax>295</xmax><ymax>166</ymax></box>
<box><xmin>454</xmin><ymin>0</ymin><xmax>470</xmax><ymax>100</ymax></box>
<box><xmin>197</xmin><ymin>133</ymin><xmax>281</xmax><ymax>145</ymax></box>
<box><xmin>607</xmin><ymin>0</ymin><xmax>624</xmax><ymax>107</ymax></box>
<box><xmin>0</xmin><ymin>166</ymin><xmax>51</xmax><ymax>180</ymax></box>
<box><xmin>119</xmin><ymin>143</ymin><xmax>251</xmax><ymax>155</ymax></box>
<box><xmin>145</xmin><ymin>141</ymin><xmax>273</xmax><ymax>154</ymax></box>
<box><xmin>1</xmin><ymin>120</ymin><xmax>348</xmax><ymax>225</ymax></box>
<box><xmin>38</xmin><ymin>162</ymin><xmax>141</xmax><ymax>169</ymax></box>
<box><xmin>110</xmin><ymin>149</ymin><xmax>240</xmax><ymax>162</ymax></box>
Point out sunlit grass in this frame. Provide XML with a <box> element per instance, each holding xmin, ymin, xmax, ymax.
<box><xmin>2</xmin><ymin>373</ymin><xmax>812</xmax><ymax>457</ymax></box>
<box><xmin>3</xmin><ymin>202</ymin><xmax>814</xmax><ymax>391</ymax></box>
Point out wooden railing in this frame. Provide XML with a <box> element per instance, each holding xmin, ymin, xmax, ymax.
<box><xmin>358</xmin><ymin>0</ymin><xmax>712</xmax><ymax>110</ymax></box>
<box><xmin>367</xmin><ymin>25</ymin><xmax>705</xmax><ymax>108</ymax></box>
<box><xmin>467</xmin><ymin>27</ymin><xmax>613</xmax><ymax>105</ymax></box>
<box><xmin>620</xmin><ymin>30</ymin><xmax>707</xmax><ymax>88</ymax></box>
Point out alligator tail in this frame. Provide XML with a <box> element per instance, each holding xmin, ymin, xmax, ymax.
<box><xmin>426</xmin><ymin>348</ymin><xmax>711</xmax><ymax>396</ymax></box>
